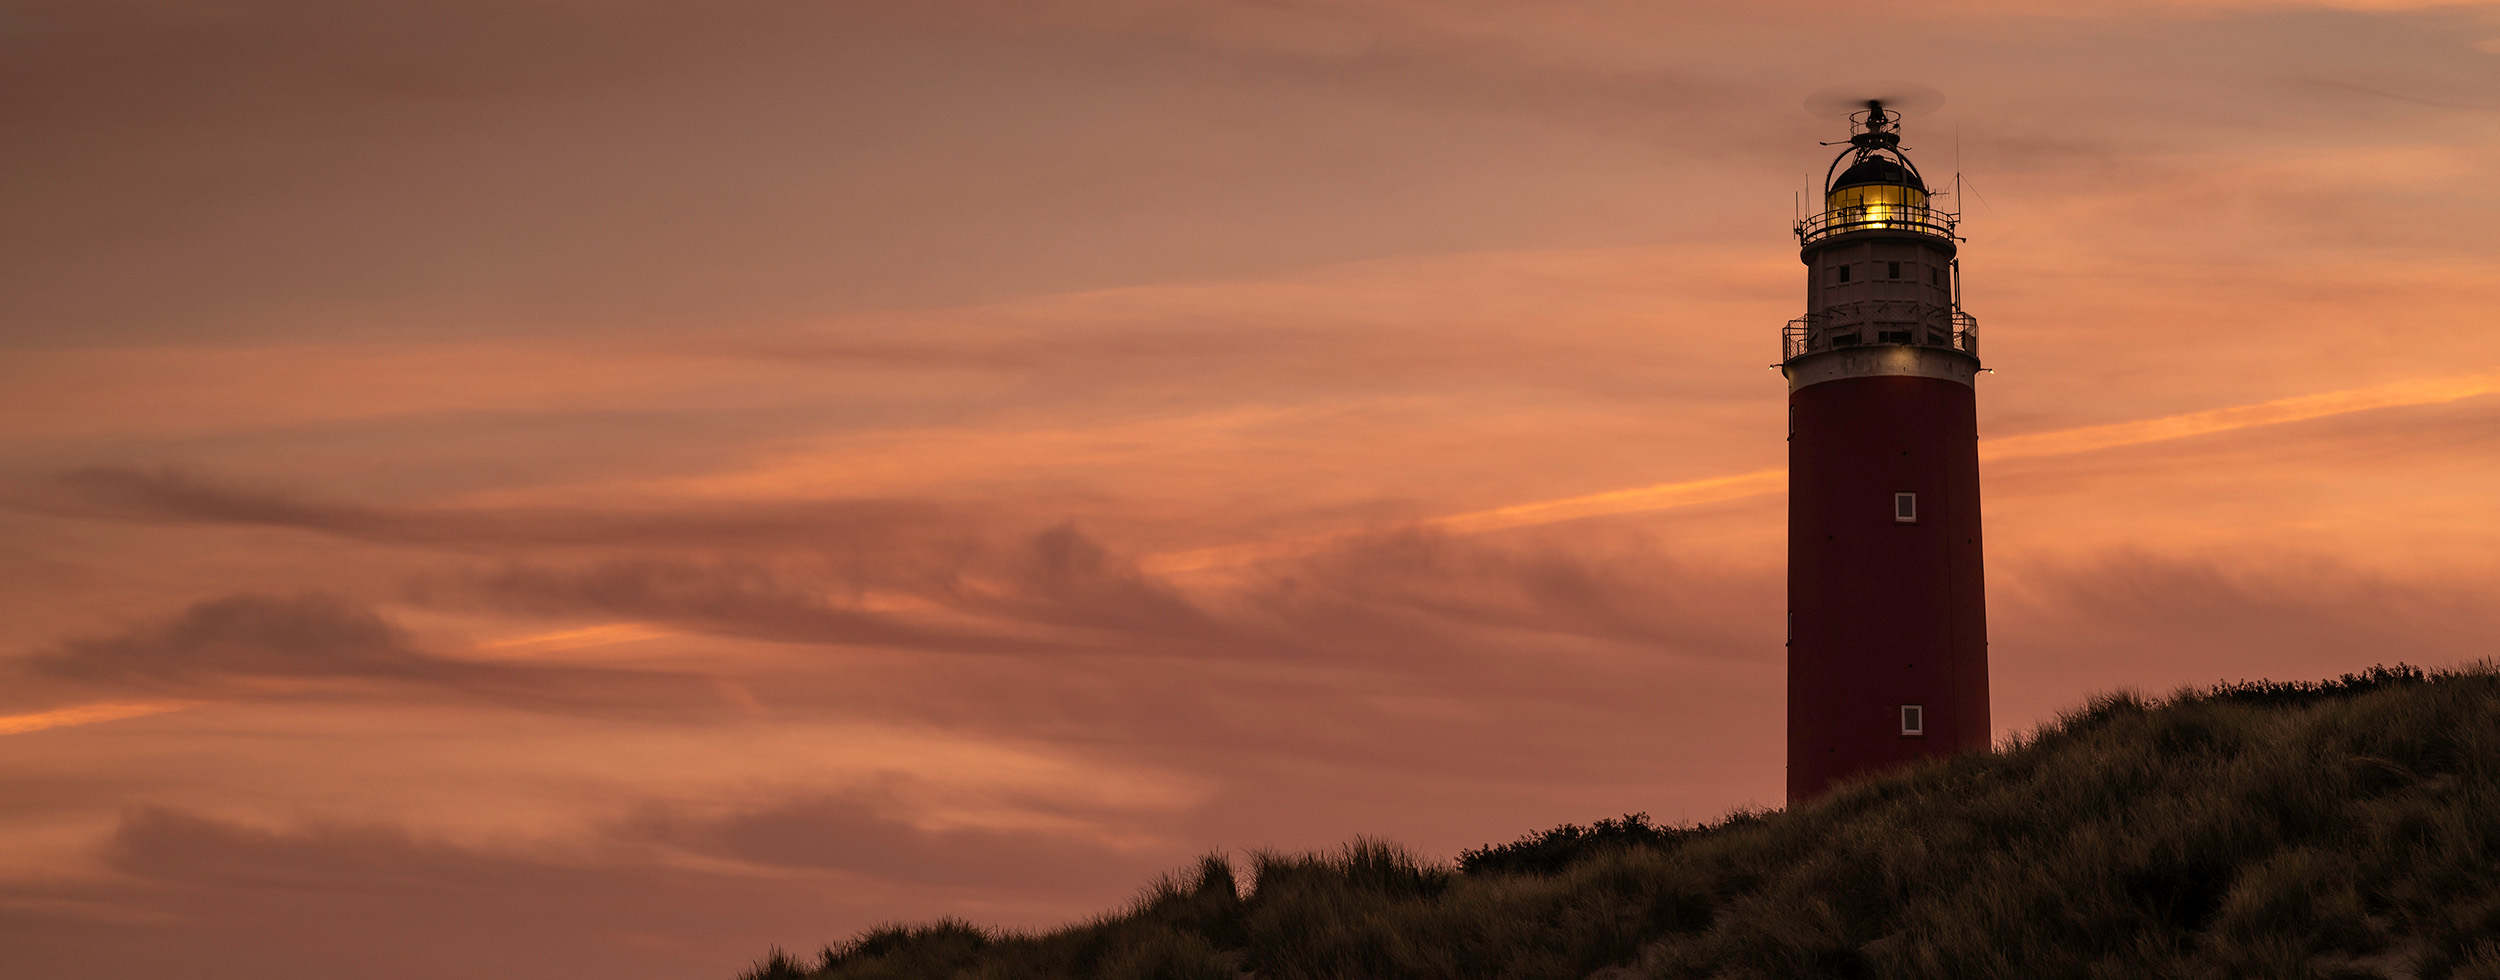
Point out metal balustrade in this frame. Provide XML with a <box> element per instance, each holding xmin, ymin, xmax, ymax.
<box><xmin>1795</xmin><ymin>203</ymin><xmax>1959</xmax><ymax>246</ymax></box>
<box><xmin>1784</xmin><ymin>309</ymin><xmax>1978</xmax><ymax>361</ymax></box>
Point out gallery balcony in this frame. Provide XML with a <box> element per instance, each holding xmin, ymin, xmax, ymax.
<box><xmin>1783</xmin><ymin>308</ymin><xmax>1978</xmax><ymax>362</ymax></box>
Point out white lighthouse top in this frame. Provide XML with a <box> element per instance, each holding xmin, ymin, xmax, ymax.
<box><xmin>1782</xmin><ymin>99</ymin><xmax>1980</xmax><ymax>384</ymax></box>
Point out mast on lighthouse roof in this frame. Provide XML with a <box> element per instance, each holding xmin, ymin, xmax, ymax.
<box><xmin>1781</xmin><ymin>100</ymin><xmax>1991</xmax><ymax>803</ymax></box>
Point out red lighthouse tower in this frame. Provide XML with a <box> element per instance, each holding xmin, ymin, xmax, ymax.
<box><xmin>1783</xmin><ymin>102</ymin><xmax>1989</xmax><ymax>802</ymax></box>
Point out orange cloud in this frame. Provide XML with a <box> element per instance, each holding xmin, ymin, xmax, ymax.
<box><xmin>478</xmin><ymin>622</ymin><xmax>679</xmax><ymax>654</ymax></box>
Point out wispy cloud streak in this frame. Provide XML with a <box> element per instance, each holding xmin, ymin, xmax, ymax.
<box><xmin>1149</xmin><ymin>372</ymin><xmax>2498</xmax><ymax>571</ymax></box>
<box><xmin>0</xmin><ymin>700</ymin><xmax>199</xmax><ymax>736</ymax></box>
<box><xmin>1979</xmin><ymin>373</ymin><xmax>2499</xmax><ymax>462</ymax></box>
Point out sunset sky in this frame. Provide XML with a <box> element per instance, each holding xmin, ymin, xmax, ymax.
<box><xmin>6</xmin><ymin>1</ymin><xmax>2500</xmax><ymax>977</ymax></box>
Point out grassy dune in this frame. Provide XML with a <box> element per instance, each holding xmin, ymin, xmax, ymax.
<box><xmin>743</xmin><ymin>664</ymin><xmax>2500</xmax><ymax>980</ymax></box>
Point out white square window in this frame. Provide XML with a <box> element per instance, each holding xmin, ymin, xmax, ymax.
<box><xmin>1901</xmin><ymin>704</ymin><xmax>1925</xmax><ymax>736</ymax></box>
<box><xmin>1893</xmin><ymin>492</ymin><xmax>1917</xmax><ymax>523</ymax></box>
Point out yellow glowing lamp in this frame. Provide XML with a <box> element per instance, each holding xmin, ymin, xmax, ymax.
<box><xmin>1817</xmin><ymin>150</ymin><xmax>1943</xmax><ymax>240</ymax></box>
<box><xmin>1825</xmin><ymin>182</ymin><xmax>1927</xmax><ymax>212</ymax></box>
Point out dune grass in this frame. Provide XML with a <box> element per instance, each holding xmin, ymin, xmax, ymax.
<box><xmin>744</xmin><ymin>663</ymin><xmax>2500</xmax><ymax>979</ymax></box>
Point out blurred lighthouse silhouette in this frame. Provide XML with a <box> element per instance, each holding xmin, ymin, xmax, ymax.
<box><xmin>1783</xmin><ymin>101</ymin><xmax>1990</xmax><ymax>802</ymax></box>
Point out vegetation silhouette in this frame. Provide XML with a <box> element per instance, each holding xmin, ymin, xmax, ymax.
<box><xmin>742</xmin><ymin>662</ymin><xmax>2500</xmax><ymax>979</ymax></box>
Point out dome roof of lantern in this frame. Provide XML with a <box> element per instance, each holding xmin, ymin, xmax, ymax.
<box><xmin>1831</xmin><ymin>156</ymin><xmax>1924</xmax><ymax>192</ymax></box>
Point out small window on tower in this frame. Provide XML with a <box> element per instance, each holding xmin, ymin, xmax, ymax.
<box><xmin>1931</xmin><ymin>268</ymin><xmax>1942</xmax><ymax>285</ymax></box>
<box><xmin>1888</xmin><ymin>261</ymin><xmax>1901</xmax><ymax>279</ymax></box>
<box><xmin>1894</xmin><ymin>492</ymin><xmax>1917</xmax><ymax>523</ymax></box>
<box><xmin>1901</xmin><ymin>704</ymin><xmax>1925</xmax><ymax>736</ymax></box>
<box><xmin>1837</xmin><ymin>265</ymin><xmax>1851</xmax><ymax>283</ymax></box>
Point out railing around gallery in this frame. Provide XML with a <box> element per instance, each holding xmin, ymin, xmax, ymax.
<box><xmin>1795</xmin><ymin>204</ymin><xmax>1959</xmax><ymax>246</ymax></box>
<box><xmin>1783</xmin><ymin>307</ymin><xmax>1978</xmax><ymax>362</ymax></box>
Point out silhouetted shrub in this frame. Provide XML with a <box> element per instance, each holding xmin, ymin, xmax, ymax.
<box><xmin>2195</xmin><ymin>662</ymin><xmax>2428</xmax><ymax>707</ymax></box>
<box><xmin>735</xmin><ymin>947</ymin><xmax>811</xmax><ymax>980</ymax></box>
<box><xmin>1458</xmin><ymin>812</ymin><xmax>1726</xmax><ymax>877</ymax></box>
<box><xmin>801</xmin><ymin>919</ymin><xmax>991</xmax><ymax>979</ymax></box>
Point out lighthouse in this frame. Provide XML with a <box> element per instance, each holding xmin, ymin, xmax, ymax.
<box><xmin>1783</xmin><ymin>102</ymin><xmax>1989</xmax><ymax>802</ymax></box>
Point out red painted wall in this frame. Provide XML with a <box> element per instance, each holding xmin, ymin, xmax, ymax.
<box><xmin>1787</xmin><ymin>371</ymin><xmax>1989</xmax><ymax>801</ymax></box>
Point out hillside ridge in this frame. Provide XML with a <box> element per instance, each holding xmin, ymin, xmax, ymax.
<box><xmin>743</xmin><ymin>663</ymin><xmax>2500</xmax><ymax>980</ymax></box>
